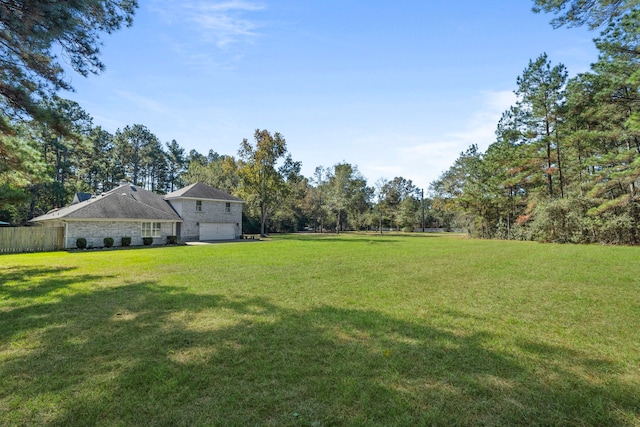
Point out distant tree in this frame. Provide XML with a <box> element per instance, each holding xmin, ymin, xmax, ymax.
<box><xmin>45</xmin><ymin>98</ymin><xmax>93</xmax><ymax>196</ymax></box>
<box><xmin>82</xmin><ymin>126</ymin><xmax>115</xmax><ymax>192</ymax></box>
<box><xmin>379</xmin><ymin>177</ymin><xmax>420</xmax><ymax>230</ymax></box>
<box><xmin>429</xmin><ymin>145</ymin><xmax>489</xmax><ymax>236</ymax></box>
<box><xmin>428</xmin><ymin>1</ymin><xmax>639</xmax><ymax>244</ymax></box>
<box><xmin>300</xmin><ymin>176</ymin><xmax>325</xmax><ymax>232</ymax></box>
<box><xmin>320</xmin><ymin>163</ymin><xmax>371</xmax><ymax>232</ymax></box>
<box><xmin>24</xmin><ymin>97</ymin><xmax>94</xmax><ymax>209</ymax></box>
<box><xmin>303</xmin><ymin>167</ymin><xmax>330</xmax><ymax>232</ymax></box>
<box><xmin>139</xmin><ymin>136</ymin><xmax>167</xmax><ymax>192</ymax></box>
<box><xmin>187</xmin><ymin>149</ymin><xmax>207</xmax><ymax>165</ymax></box>
<box><xmin>373</xmin><ymin>178</ymin><xmax>389</xmax><ymax>233</ymax></box>
<box><xmin>270</xmin><ymin>160</ymin><xmax>307</xmax><ymax>232</ymax></box>
<box><xmin>114</xmin><ymin>124</ymin><xmax>158</xmax><ymax>186</ymax></box>
<box><xmin>514</xmin><ymin>53</ymin><xmax>568</xmax><ymax>198</ymax></box>
<box><xmin>183</xmin><ymin>153</ymin><xmax>240</xmax><ymax>195</ymax></box>
<box><xmin>236</xmin><ymin>129</ymin><xmax>293</xmax><ymax>237</ymax></box>
<box><xmin>165</xmin><ymin>140</ymin><xmax>186</xmax><ymax>192</ymax></box>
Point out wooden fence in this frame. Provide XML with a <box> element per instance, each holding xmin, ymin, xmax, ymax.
<box><xmin>0</xmin><ymin>226</ymin><xmax>65</xmax><ymax>254</ymax></box>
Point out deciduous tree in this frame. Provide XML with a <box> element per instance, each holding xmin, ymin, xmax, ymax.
<box><xmin>236</xmin><ymin>129</ymin><xmax>293</xmax><ymax>237</ymax></box>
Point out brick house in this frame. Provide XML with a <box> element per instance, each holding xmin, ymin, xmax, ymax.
<box><xmin>30</xmin><ymin>182</ymin><xmax>244</xmax><ymax>248</ymax></box>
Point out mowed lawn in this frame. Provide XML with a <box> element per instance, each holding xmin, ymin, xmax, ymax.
<box><xmin>1</xmin><ymin>234</ymin><xmax>639</xmax><ymax>426</ymax></box>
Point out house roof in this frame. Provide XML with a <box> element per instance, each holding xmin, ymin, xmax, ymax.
<box><xmin>164</xmin><ymin>182</ymin><xmax>243</xmax><ymax>202</ymax></box>
<box><xmin>30</xmin><ymin>183</ymin><xmax>182</xmax><ymax>222</ymax></box>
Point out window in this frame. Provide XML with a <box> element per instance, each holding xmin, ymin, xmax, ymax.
<box><xmin>142</xmin><ymin>222</ymin><xmax>161</xmax><ymax>238</ymax></box>
<box><xmin>225</xmin><ymin>202</ymin><xmax>231</xmax><ymax>213</ymax></box>
<box><xmin>196</xmin><ymin>200</ymin><xmax>202</xmax><ymax>212</ymax></box>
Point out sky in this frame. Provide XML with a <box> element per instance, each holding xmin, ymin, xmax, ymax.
<box><xmin>62</xmin><ymin>0</ymin><xmax>601</xmax><ymax>191</ymax></box>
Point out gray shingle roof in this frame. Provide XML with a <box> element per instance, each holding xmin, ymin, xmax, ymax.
<box><xmin>31</xmin><ymin>184</ymin><xmax>182</xmax><ymax>222</ymax></box>
<box><xmin>164</xmin><ymin>182</ymin><xmax>243</xmax><ymax>202</ymax></box>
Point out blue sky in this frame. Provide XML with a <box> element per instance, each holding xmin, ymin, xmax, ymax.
<box><xmin>63</xmin><ymin>0</ymin><xmax>600</xmax><ymax>190</ymax></box>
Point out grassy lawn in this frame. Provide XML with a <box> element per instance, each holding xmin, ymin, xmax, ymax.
<box><xmin>1</xmin><ymin>233</ymin><xmax>639</xmax><ymax>426</ymax></box>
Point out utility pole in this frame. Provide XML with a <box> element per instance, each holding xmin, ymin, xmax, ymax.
<box><xmin>421</xmin><ymin>188</ymin><xmax>425</xmax><ymax>232</ymax></box>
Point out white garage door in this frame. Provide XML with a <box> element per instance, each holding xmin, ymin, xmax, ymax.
<box><xmin>199</xmin><ymin>223</ymin><xmax>236</xmax><ymax>240</ymax></box>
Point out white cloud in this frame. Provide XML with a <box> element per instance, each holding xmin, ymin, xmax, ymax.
<box><xmin>445</xmin><ymin>90</ymin><xmax>516</xmax><ymax>150</ymax></box>
<box><xmin>402</xmin><ymin>90</ymin><xmax>515</xmax><ymax>156</ymax></box>
<box><xmin>358</xmin><ymin>90</ymin><xmax>518</xmax><ymax>189</ymax></box>
<box><xmin>152</xmin><ymin>0</ymin><xmax>266</xmax><ymax>48</ymax></box>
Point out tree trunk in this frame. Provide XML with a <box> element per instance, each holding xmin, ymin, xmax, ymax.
<box><xmin>260</xmin><ymin>203</ymin><xmax>267</xmax><ymax>237</ymax></box>
<box><xmin>555</xmin><ymin>121</ymin><xmax>564</xmax><ymax>198</ymax></box>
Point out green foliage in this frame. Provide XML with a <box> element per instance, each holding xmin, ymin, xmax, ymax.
<box><xmin>114</xmin><ymin>124</ymin><xmax>164</xmax><ymax>188</ymax></box>
<box><xmin>121</xmin><ymin>237</ymin><xmax>131</xmax><ymax>247</ymax></box>
<box><xmin>432</xmin><ymin>3</ymin><xmax>640</xmax><ymax>244</ymax></box>
<box><xmin>166</xmin><ymin>235</ymin><xmax>178</xmax><ymax>245</ymax></box>
<box><xmin>0</xmin><ymin>128</ymin><xmax>50</xmax><ymax>219</ymax></box>
<box><xmin>532</xmin><ymin>0</ymin><xmax>632</xmax><ymax>29</ymax></box>
<box><xmin>103</xmin><ymin>237</ymin><xmax>114</xmax><ymax>248</ymax></box>
<box><xmin>0</xmin><ymin>0</ymin><xmax>137</xmax><ymax>129</ymax></box>
<box><xmin>76</xmin><ymin>238</ymin><xmax>87</xmax><ymax>249</ymax></box>
<box><xmin>315</xmin><ymin>163</ymin><xmax>373</xmax><ymax>232</ymax></box>
<box><xmin>529</xmin><ymin>197</ymin><xmax>596</xmax><ymax>243</ymax></box>
<box><xmin>378</xmin><ymin>177</ymin><xmax>421</xmax><ymax>231</ymax></box>
<box><xmin>142</xmin><ymin>237</ymin><xmax>153</xmax><ymax>246</ymax></box>
<box><xmin>182</xmin><ymin>152</ymin><xmax>239</xmax><ymax>195</ymax></box>
<box><xmin>236</xmin><ymin>129</ymin><xmax>295</xmax><ymax>236</ymax></box>
<box><xmin>165</xmin><ymin>139</ymin><xmax>186</xmax><ymax>192</ymax></box>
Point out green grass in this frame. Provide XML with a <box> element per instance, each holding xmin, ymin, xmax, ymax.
<box><xmin>1</xmin><ymin>233</ymin><xmax>639</xmax><ymax>426</ymax></box>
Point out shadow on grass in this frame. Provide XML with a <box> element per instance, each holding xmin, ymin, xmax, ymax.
<box><xmin>0</xmin><ymin>265</ymin><xmax>115</xmax><ymax>305</ymax></box>
<box><xmin>1</xmin><ymin>279</ymin><xmax>637</xmax><ymax>426</ymax></box>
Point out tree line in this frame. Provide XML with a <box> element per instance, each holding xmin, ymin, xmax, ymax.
<box><xmin>0</xmin><ymin>0</ymin><xmax>438</xmax><ymax>235</ymax></box>
<box><xmin>2</xmin><ymin>0</ymin><xmax>637</xmax><ymax>243</ymax></box>
<box><xmin>0</xmin><ymin>108</ymin><xmax>439</xmax><ymax>235</ymax></box>
<box><xmin>430</xmin><ymin>1</ymin><xmax>639</xmax><ymax>244</ymax></box>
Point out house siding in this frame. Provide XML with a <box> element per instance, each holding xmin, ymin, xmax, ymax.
<box><xmin>65</xmin><ymin>221</ymin><xmax>175</xmax><ymax>248</ymax></box>
<box><xmin>176</xmin><ymin>199</ymin><xmax>242</xmax><ymax>241</ymax></box>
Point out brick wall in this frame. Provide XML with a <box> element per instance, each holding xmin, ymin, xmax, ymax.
<box><xmin>66</xmin><ymin>221</ymin><xmax>175</xmax><ymax>248</ymax></box>
<box><xmin>173</xmin><ymin>199</ymin><xmax>243</xmax><ymax>241</ymax></box>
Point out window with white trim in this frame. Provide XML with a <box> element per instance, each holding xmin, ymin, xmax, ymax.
<box><xmin>196</xmin><ymin>200</ymin><xmax>202</xmax><ymax>212</ymax></box>
<box><xmin>142</xmin><ymin>222</ymin><xmax>161</xmax><ymax>237</ymax></box>
<box><xmin>225</xmin><ymin>202</ymin><xmax>231</xmax><ymax>213</ymax></box>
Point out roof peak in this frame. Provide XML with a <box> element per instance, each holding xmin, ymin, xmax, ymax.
<box><xmin>165</xmin><ymin>182</ymin><xmax>243</xmax><ymax>202</ymax></box>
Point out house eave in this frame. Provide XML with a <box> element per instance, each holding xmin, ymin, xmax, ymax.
<box><xmin>165</xmin><ymin>196</ymin><xmax>245</xmax><ymax>204</ymax></box>
<box><xmin>33</xmin><ymin>218</ymin><xmax>183</xmax><ymax>223</ymax></box>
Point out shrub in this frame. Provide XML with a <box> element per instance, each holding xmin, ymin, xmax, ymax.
<box><xmin>142</xmin><ymin>237</ymin><xmax>153</xmax><ymax>246</ymax></box>
<box><xmin>103</xmin><ymin>237</ymin><xmax>114</xmax><ymax>248</ymax></box>
<box><xmin>531</xmin><ymin>197</ymin><xmax>594</xmax><ymax>243</ymax></box>
<box><xmin>76</xmin><ymin>238</ymin><xmax>87</xmax><ymax>249</ymax></box>
<box><xmin>121</xmin><ymin>237</ymin><xmax>131</xmax><ymax>247</ymax></box>
<box><xmin>166</xmin><ymin>235</ymin><xmax>178</xmax><ymax>245</ymax></box>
